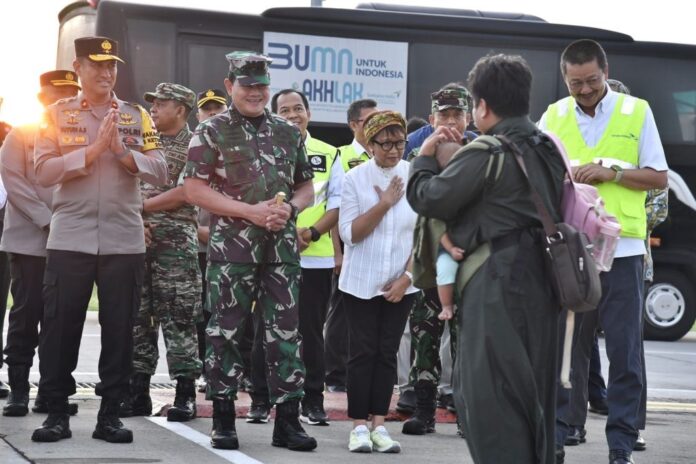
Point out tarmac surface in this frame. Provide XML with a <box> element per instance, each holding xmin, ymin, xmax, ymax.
<box><xmin>2</xmin><ymin>312</ymin><xmax>695</xmax><ymax>463</ymax></box>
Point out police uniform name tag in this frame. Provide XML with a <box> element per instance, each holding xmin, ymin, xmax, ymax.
<box><xmin>308</xmin><ymin>154</ymin><xmax>327</xmax><ymax>173</ymax></box>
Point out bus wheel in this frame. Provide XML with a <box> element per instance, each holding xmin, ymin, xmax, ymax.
<box><xmin>644</xmin><ymin>268</ymin><xmax>696</xmax><ymax>341</ymax></box>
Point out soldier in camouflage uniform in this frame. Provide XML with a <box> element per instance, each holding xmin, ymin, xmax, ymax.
<box><xmin>402</xmin><ymin>87</ymin><xmax>471</xmax><ymax>436</ymax></box>
<box><xmin>119</xmin><ymin>83</ymin><xmax>202</xmax><ymax>423</ymax></box>
<box><xmin>183</xmin><ymin>51</ymin><xmax>317</xmax><ymax>452</ymax></box>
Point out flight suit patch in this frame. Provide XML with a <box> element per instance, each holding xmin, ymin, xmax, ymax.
<box><xmin>309</xmin><ymin>154</ymin><xmax>327</xmax><ymax>173</ymax></box>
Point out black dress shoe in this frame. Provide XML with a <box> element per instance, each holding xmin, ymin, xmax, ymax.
<box><xmin>609</xmin><ymin>449</ymin><xmax>634</xmax><ymax>464</ymax></box>
<box><xmin>634</xmin><ymin>433</ymin><xmax>646</xmax><ymax>451</ymax></box>
<box><xmin>564</xmin><ymin>426</ymin><xmax>587</xmax><ymax>446</ymax></box>
<box><xmin>589</xmin><ymin>398</ymin><xmax>609</xmax><ymax>415</ymax></box>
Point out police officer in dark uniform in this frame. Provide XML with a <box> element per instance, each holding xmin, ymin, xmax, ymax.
<box><xmin>31</xmin><ymin>37</ymin><xmax>168</xmax><ymax>443</ymax></box>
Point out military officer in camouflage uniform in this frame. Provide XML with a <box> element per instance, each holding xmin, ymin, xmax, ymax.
<box><xmin>402</xmin><ymin>87</ymin><xmax>472</xmax><ymax>436</ymax></box>
<box><xmin>119</xmin><ymin>83</ymin><xmax>202</xmax><ymax>423</ymax></box>
<box><xmin>183</xmin><ymin>51</ymin><xmax>317</xmax><ymax>452</ymax></box>
<box><xmin>31</xmin><ymin>36</ymin><xmax>168</xmax><ymax>444</ymax></box>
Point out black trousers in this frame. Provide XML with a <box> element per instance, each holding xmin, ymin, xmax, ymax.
<box><xmin>3</xmin><ymin>254</ymin><xmax>46</xmax><ymax>367</ymax></box>
<box><xmin>38</xmin><ymin>250</ymin><xmax>144</xmax><ymax>400</ymax></box>
<box><xmin>556</xmin><ymin>256</ymin><xmax>645</xmax><ymax>452</ymax></box>
<box><xmin>298</xmin><ymin>268</ymin><xmax>332</xmax><ymax>401</ymax></box>
<box><xmin>324</xmin><ymin>274</ymin><xmax>348</xmax><ymax>388</ymax></box>
<box><xmin>0</xmin><ymin>251</ymin><xmax>11</xmax><ymax>369</ymax></box>
<box><xmin>344</xmin><ymin>292</ymin><xmax>414</xmax><ymax>419</ymax></box>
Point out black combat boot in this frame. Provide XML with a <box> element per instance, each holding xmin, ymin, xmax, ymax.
<box><xmin>33</xmin><ymin>394</ymin><xmax>79</xmax><ymax>415</ymax></box>
<box><xmin>167</xmin><ymin>377</ymin><xmax>197</xmax><ymax>422</ymax></box>
<box><xmin>3</xmin><ymin>365</ymin><xmax>30</xmax><ymax>417</ymax></box>
<box><xmin>0</xmin><ymin>379</ymin><xmax>9</xmax><ymax>398</ymax></box>
<box><xmin>211</xmin><ymin>398</ymin><xmax>239</xmax><ymax>449</ymax></box>
<box><xmin>93</xmin><ymin>397</ymin><xmax>134</xmax><ymax>443</ymax></box>
<box><xmin>119</xmin><ymin>373</ymin><xmax>152</xmax><ymax>417</ymax></box>
<box><xmin>31</xmin><ymin>398</ymin><xmax>72</xmax><ymax>442</ymax></box>
<box><xmin>272</xmin><ymin>400</ymin><xmax>318</xmax><ymax>451</ymax></box>
<box><xmin>402</xmin><ymin>381</ymin><xmax>436</xmax><ymax>435</ymax></box>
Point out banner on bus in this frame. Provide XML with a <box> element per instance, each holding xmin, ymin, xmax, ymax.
<box><xmin>264</xmin><ymin>32</ymin><xmax>408</xmax><ymax>124</ymax></box>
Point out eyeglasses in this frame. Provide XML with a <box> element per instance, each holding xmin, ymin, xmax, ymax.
<box><xmin>373</xmin><ymin>139</ymin><xmax>407</xmax><ymax>152</ymax></box>
<box><xmin>567</xmin><ymin>74</ymin><xmax>605</xmax><ymax>91</ymax></box>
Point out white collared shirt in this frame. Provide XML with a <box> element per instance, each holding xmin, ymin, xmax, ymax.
<box><xmin>539</xmin><ymin>86</ymin><xmax>668</xmax><ymax>257</ymax></box>
<box><xmin>338</xmin><ymin>158</ymin><xmax>418</xmax><ymax>299</ymax></box>
<box><xmin>351</xmin><ymin>139</ymin><xmax>369</xmax><ymax>158</ymax></box>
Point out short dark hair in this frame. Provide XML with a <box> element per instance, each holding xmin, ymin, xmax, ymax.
<box><xmin>271</xmin><ymin>89</ymin><xmax>310</xmax><ymax>113</ymax></box>
<box><xmin>560</xmin><ymin>39</ymin><xmax>608</xmax><ymax>76</ymax></box>
<box><xmin>407</xmin><ymin>116</ymin><xmax>428</xmax><ymax>133</ymax></box>
<box><xmin>171</xmin><ymin>99</ymin><xmax>192</xmax><ymax>119</ymax></box>
<box><xmin>347</xmin><ymin>99</ymin><xmax>377</xmax><ymax>123</ymax></box>
<box><xmin>467</xmin><ymin>54</ymin><xmax>532</xmax><ymax>119</ymax></box>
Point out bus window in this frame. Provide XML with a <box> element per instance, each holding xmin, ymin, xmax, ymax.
<box><xmin>608</xmin><ymin>54</ymin><xmax>696</xmax><ymax>146</ymax></box>
<box><xmin>407</xmin><ymin>42</ymin><xmax>560</xmax><ymax>121</ymax></box>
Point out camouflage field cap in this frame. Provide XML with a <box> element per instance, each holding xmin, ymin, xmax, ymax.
<box><xmin>75</xmin><ymin>36</ymin><xmax>124</xmax><ymax>63</ymax></box>
<box><xmin>607</xmin><ymin>79</ymin><xmax>630</xmax><ymax>95</ymax></box>
<box><xmin>197</xmin><ymin>88</ymin><xmax>227</xmax><ymax>108</ymax></box>
<box><xmin>363</xmin><ymin>110</ymin><xmax>407</xmax><ymax>142</ymax></box>
<box><xmin>226</xmin><ymin>51</ymin><xmax>272</xmax><ymax>86</ymax></box>
<box><xmin>39</xmin><ymin>70</ymin><xmax>81</xmax><ymax>89</ymax></box>
<box><xmin>431</xmin><ymin>88</ymin><xmax>470</xmax><ymax>113</ymax></box>
<box><xmin>144</xmin><ymin>83</ymin><xmax>197</xmax><ymax>110</ymax></box>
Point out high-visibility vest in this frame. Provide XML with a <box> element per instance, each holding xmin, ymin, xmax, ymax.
<box><xmin>339</xmin><ymin>143</ymin><xmax>370</xmax><ymax>172</ymax></box>
<box><xmin>297</xmin><ymin>135</ymin><xmax>338</xmax><ymax>257</ymax></box>
<box><xmin>543</xmin><ymin>94</ymin><xmax>648</xmax><ymax>239</ymax></box>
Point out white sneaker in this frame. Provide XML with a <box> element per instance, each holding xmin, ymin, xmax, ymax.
<box><xmin>370</xmin><ymin>425</ymin><xmax>401</xmax><ymax>453</ymax></box>
<box><xmin>348</xmin><ymin>425</ymin><xmax>372</xmax><ymax>453</ymax></box>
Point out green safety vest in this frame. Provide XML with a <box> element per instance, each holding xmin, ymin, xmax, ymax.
<box><xmin>297</xmin><ymin>135</ymin><xmax>338</xmax><ymax>257</ymax></box>
<box><xmin>339</xmin><ymin>142</ymin><xmax>370</xmax><ymax>172</ymax></box>
<box><xmin>543</xmin><ymin>94</ymin><xmax>648</xmax><ymax>239</ymax></box>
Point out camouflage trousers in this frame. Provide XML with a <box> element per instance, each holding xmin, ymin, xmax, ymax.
<box><xmin>409</xmin><ymin>287</ymin><xmax>458</xmax><ymax>386</ymax></box>
<box><xmin>205</xmin><ymin>261</ymin><xmax>305</xmax><ymax>404</ymax></box>
<box><xmin>132</xmin><ymin>254</ymin><xmax>203</xmax><ymax>379</ymax></box>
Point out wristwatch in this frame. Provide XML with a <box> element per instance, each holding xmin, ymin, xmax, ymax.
<box><xmin>309</xmin><ymin>226</ymin><xmax>321</xmax><ymax>242</ymax></box>
<box><xmin>610</xmin><ymin>165</ymin><xmax>624</xmax><ymax>183</ymax></box>
<box><xmin>285</xmin><ymin>200</ymin><xmax>299</xmax><ymax>220</ymax></box>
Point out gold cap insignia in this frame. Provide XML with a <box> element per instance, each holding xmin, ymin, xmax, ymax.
<box><xmin>66</xmin><ymin>72</ymin><xmax>74</xmax><ymax>81</ymax></box>
<box><xmin>101</xmin><ymin>40</ymin><xmax>112</xmax><ymax>53</ymax></box>
<box><xmin>206</xmin><ymin>90</ymin><xmax>215</xmax><ymax>97</ymax></box>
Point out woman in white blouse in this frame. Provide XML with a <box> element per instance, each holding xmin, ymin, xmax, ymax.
<box><xmin>338</xmin><ymin>110</ymin><xmax>418</xmax><ymax>454</ymax></box>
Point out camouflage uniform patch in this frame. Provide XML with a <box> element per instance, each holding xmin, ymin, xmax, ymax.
<box><xmin>204</xmin><ymin>262</ymin><xmax>304</xmax><ymax>404</ymax></box>
<box><xmin>644</xmin><ymin>188</ymin><xmax>668</xmax><ymax>282</ymax></box>
<box><xmin>409</xmin><ymin>288</ymin><xmax>457</xmax><ymax>385</ymax></box>
<box><xmin>132</xmin><ymin>126</ymin><xmax>202</xmax><ymax>379</ymax></box>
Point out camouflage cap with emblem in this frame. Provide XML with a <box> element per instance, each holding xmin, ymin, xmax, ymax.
<box><xmin>431</xmin><ymin>88</ymin><xmax>470</xmax><ymax>113</ymax></box>
<box><xmin>40</xmin><ymin>70</ymin><xmax>81</xmax><ymax>89</ymax></box>
<box><xmin>197</xmin><ymin>89</ymin><xmax>227</xmax><ymax>108</ymax></box>
<box><xmin>226</xmin><ymin>51</ymin><xmax>272</xmax><ymax>86</ymax></box>
<box><xmin>143</xmin><ymin>82</ymin><xmax>197</xmax><ymax>109</ymax></box>
<box><xmin>75</xmin><ymin>36</ymin><xmax>124</xmax><ymax>63</ymax></box>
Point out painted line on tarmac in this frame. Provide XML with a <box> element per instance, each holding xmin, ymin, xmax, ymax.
<box><xmin>647</xmin><ymin>401</ymin><xmax>696</xmax><ymax>412</ymax></box>
<box><xmin>146</xmin><ymin>416</ymin><xmax>264</xmax><ymax>464</ymax></box>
